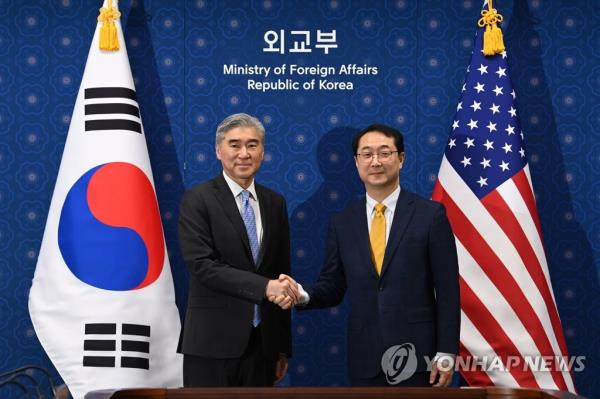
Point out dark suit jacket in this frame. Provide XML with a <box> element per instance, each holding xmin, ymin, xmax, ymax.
<box><xmin>178</xmin><ymin>174</ymin><xmax>291</xmax><ymax>361</ymax></box>
<box><xmin>304</xmin><ymin>189</ymin><xmax>460</xmax><ymax>380</ymax></box>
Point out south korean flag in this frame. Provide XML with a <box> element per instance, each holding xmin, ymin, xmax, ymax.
<box><xmin>28</xmin><ymin>1</ymin><xmax>183</xmax><ymax>398</ymax></box>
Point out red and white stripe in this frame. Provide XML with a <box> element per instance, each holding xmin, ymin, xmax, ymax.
<box><xmin>432</xmin><ymin>156</ymin><xmax>575</xmax><ymax>392</ymax></box>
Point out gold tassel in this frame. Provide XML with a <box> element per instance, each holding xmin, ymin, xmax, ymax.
<box><xmin>483</xmin><ymin>25</ymin><xmax>493</xmax><ymax>56</ymax></box>
<box><xmin>98</xmin><ymin>0</ymin><xmax>121</xmax><ymax>51</ymax></box>
<box><xmin>478</xmin><ymin>0</ymin><xmax>505</xmax><ymax>56</ymax></box>
<box><xmin>492</xmin><ymin>24</ymin><xmax>505</xmax><ymax>53</ymax></box>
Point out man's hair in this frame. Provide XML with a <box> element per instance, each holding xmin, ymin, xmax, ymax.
<box><xmin>352</xmin><ymin>124</ymin><xmax>404</xmax><ymax>155</ymax></box>
<box><xmin>215</xmin><ymin>113</ymin><xmax>265</xmax><ymax>144</ymax></box>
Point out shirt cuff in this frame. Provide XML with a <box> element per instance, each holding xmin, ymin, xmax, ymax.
<box><xmin>297</xmin><ymin>283</ymin><xmax>310</xmax><ymax>305</ymax></box>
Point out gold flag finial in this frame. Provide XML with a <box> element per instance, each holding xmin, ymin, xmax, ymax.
<box><xmin>98</xmin><ymin>0</ymin><xmax>121</xmax><ymax>51</ymax></box>
<box><xmin>478</xmin><ymin>0</ymin><xmax>505</xmax><ymax>56</ymax></box>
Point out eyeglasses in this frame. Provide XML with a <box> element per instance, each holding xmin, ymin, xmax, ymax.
<box><xmin>355</xmin><ymin>151</ymin><xmax>399</xmax><ymax>162</ymax></box>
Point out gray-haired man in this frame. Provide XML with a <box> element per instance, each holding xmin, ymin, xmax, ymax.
<box><xmin>178</xmin><ymin>113</ymin><xmax>298</xmax><ymax>386</ymax></box>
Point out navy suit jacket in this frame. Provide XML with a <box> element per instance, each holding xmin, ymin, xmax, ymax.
<box><xmin>304</xmin><ymin>189</ymin><xmax>460</xmax><ymax>380</ymax></box>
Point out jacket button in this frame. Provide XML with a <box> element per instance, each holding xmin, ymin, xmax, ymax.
<box><xmin>379</xmin><ymin>286</ymin><xmax>383</xmax><ymax>291</ymax></box>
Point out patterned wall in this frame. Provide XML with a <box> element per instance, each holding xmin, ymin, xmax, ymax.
<box><xmin>0</xmin><ymin>0</ymin><xmax>598</xmax><ymax>397</ymax></box>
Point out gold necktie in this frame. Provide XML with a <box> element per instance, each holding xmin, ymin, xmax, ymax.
<box><xmin>370</xmin><ymin>203</ymin><xmax>386</xmax><ymax>275</ymax></box>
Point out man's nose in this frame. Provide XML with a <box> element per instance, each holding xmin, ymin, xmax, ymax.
<box><xmin>370</xmin><ymin>155</ymin><xmax>382</xmax><ymax>166</ymax></box>
<box><xmin>238</xmin><ymin>147</ymin><xmax>250</xmax><ymax>158</ymax></box>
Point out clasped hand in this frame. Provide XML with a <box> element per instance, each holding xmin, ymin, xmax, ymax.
<box><xmin>265</xmin><ymin>274</ymin><xmax>299</xmax><ymax>310</ymax></box>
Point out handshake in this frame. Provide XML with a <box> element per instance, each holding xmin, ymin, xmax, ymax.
<box><xmin>265</xmin><ymin>274</ymin><xmax>307</xmax><ymax>310</ymax></box>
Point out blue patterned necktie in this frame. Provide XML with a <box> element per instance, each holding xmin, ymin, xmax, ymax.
<box><xmin>240</xmin><ymin>190</ymin><xmax>261</xmax><ymax>327</ymax></box>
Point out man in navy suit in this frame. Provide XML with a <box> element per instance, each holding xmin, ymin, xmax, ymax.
<box><xmin>277</xmin><ymin>124</ymin><xmax>460</xmax><ymax>386</ymax></box>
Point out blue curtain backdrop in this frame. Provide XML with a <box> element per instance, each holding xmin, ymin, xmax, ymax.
<box><xmin>0</xmin><ymin>1</ymin><xmax>598</xmax><ymax>397</ymax></box>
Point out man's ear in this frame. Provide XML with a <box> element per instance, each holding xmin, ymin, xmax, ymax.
<box><xmin>398</xmin><ymin>152</ymin><xmax>405</xmax><ymax>168</ymax></box>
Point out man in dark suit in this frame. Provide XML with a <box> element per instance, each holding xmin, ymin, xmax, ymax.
<box><xmin>178</xmin><ymin>113</ymin><xmax>298</xmax><ymax>387</ymax></box>
<box><xmin>279</xmin><ymin>124</ymin><xmax>460</xmax><ymax>386</ymax></box>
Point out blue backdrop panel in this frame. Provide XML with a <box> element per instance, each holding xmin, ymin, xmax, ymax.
<box><xmin>0</xmin><ymin>1</ymin><xmax>598</xmax><ymax>397</ymax></box>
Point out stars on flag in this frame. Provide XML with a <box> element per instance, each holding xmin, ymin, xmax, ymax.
<box><xmin>442</xmin><ymin>36</ymin><xmax>527</xmax><ymax>198</ymax></box>
<box><xmin>470</xmin><ymin>101</ymin><xmax>482</xmax><ymax>112</ymax></box>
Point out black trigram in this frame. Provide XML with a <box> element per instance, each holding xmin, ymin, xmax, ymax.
<box><xmin>84</xmin><ymin>87</ymin><xmax>142</xmax><ymax>134</ymax></box>
<box><xmin>83</xmin><ymin>323</ymin><xmax>150</xmax><ymax>370</ymax></box>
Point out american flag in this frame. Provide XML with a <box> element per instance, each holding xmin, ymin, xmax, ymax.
<box><xmin>431</xmin><ymin>16</ymin><xmax>576</xmax><ymax>392</ymax></box>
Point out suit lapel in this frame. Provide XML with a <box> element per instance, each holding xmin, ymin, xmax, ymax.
<box><xmin>351</xmin><ymin>199</ymin><xmax>380</xmax><ymax>280</ymax></box>
<box><xmin>255</xmin><ymin>185</ymin><xmax>270</xmax><ymax>269</ymax></box>
<box><xmin>380</xmin><ymin>190</ymin><xmax>415</xmax><ymax>278</ymax></box>
<box><xmin>212</xmin><ymin>175</ymin><xmax>253</xmax><ymax>264</ymax></box>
